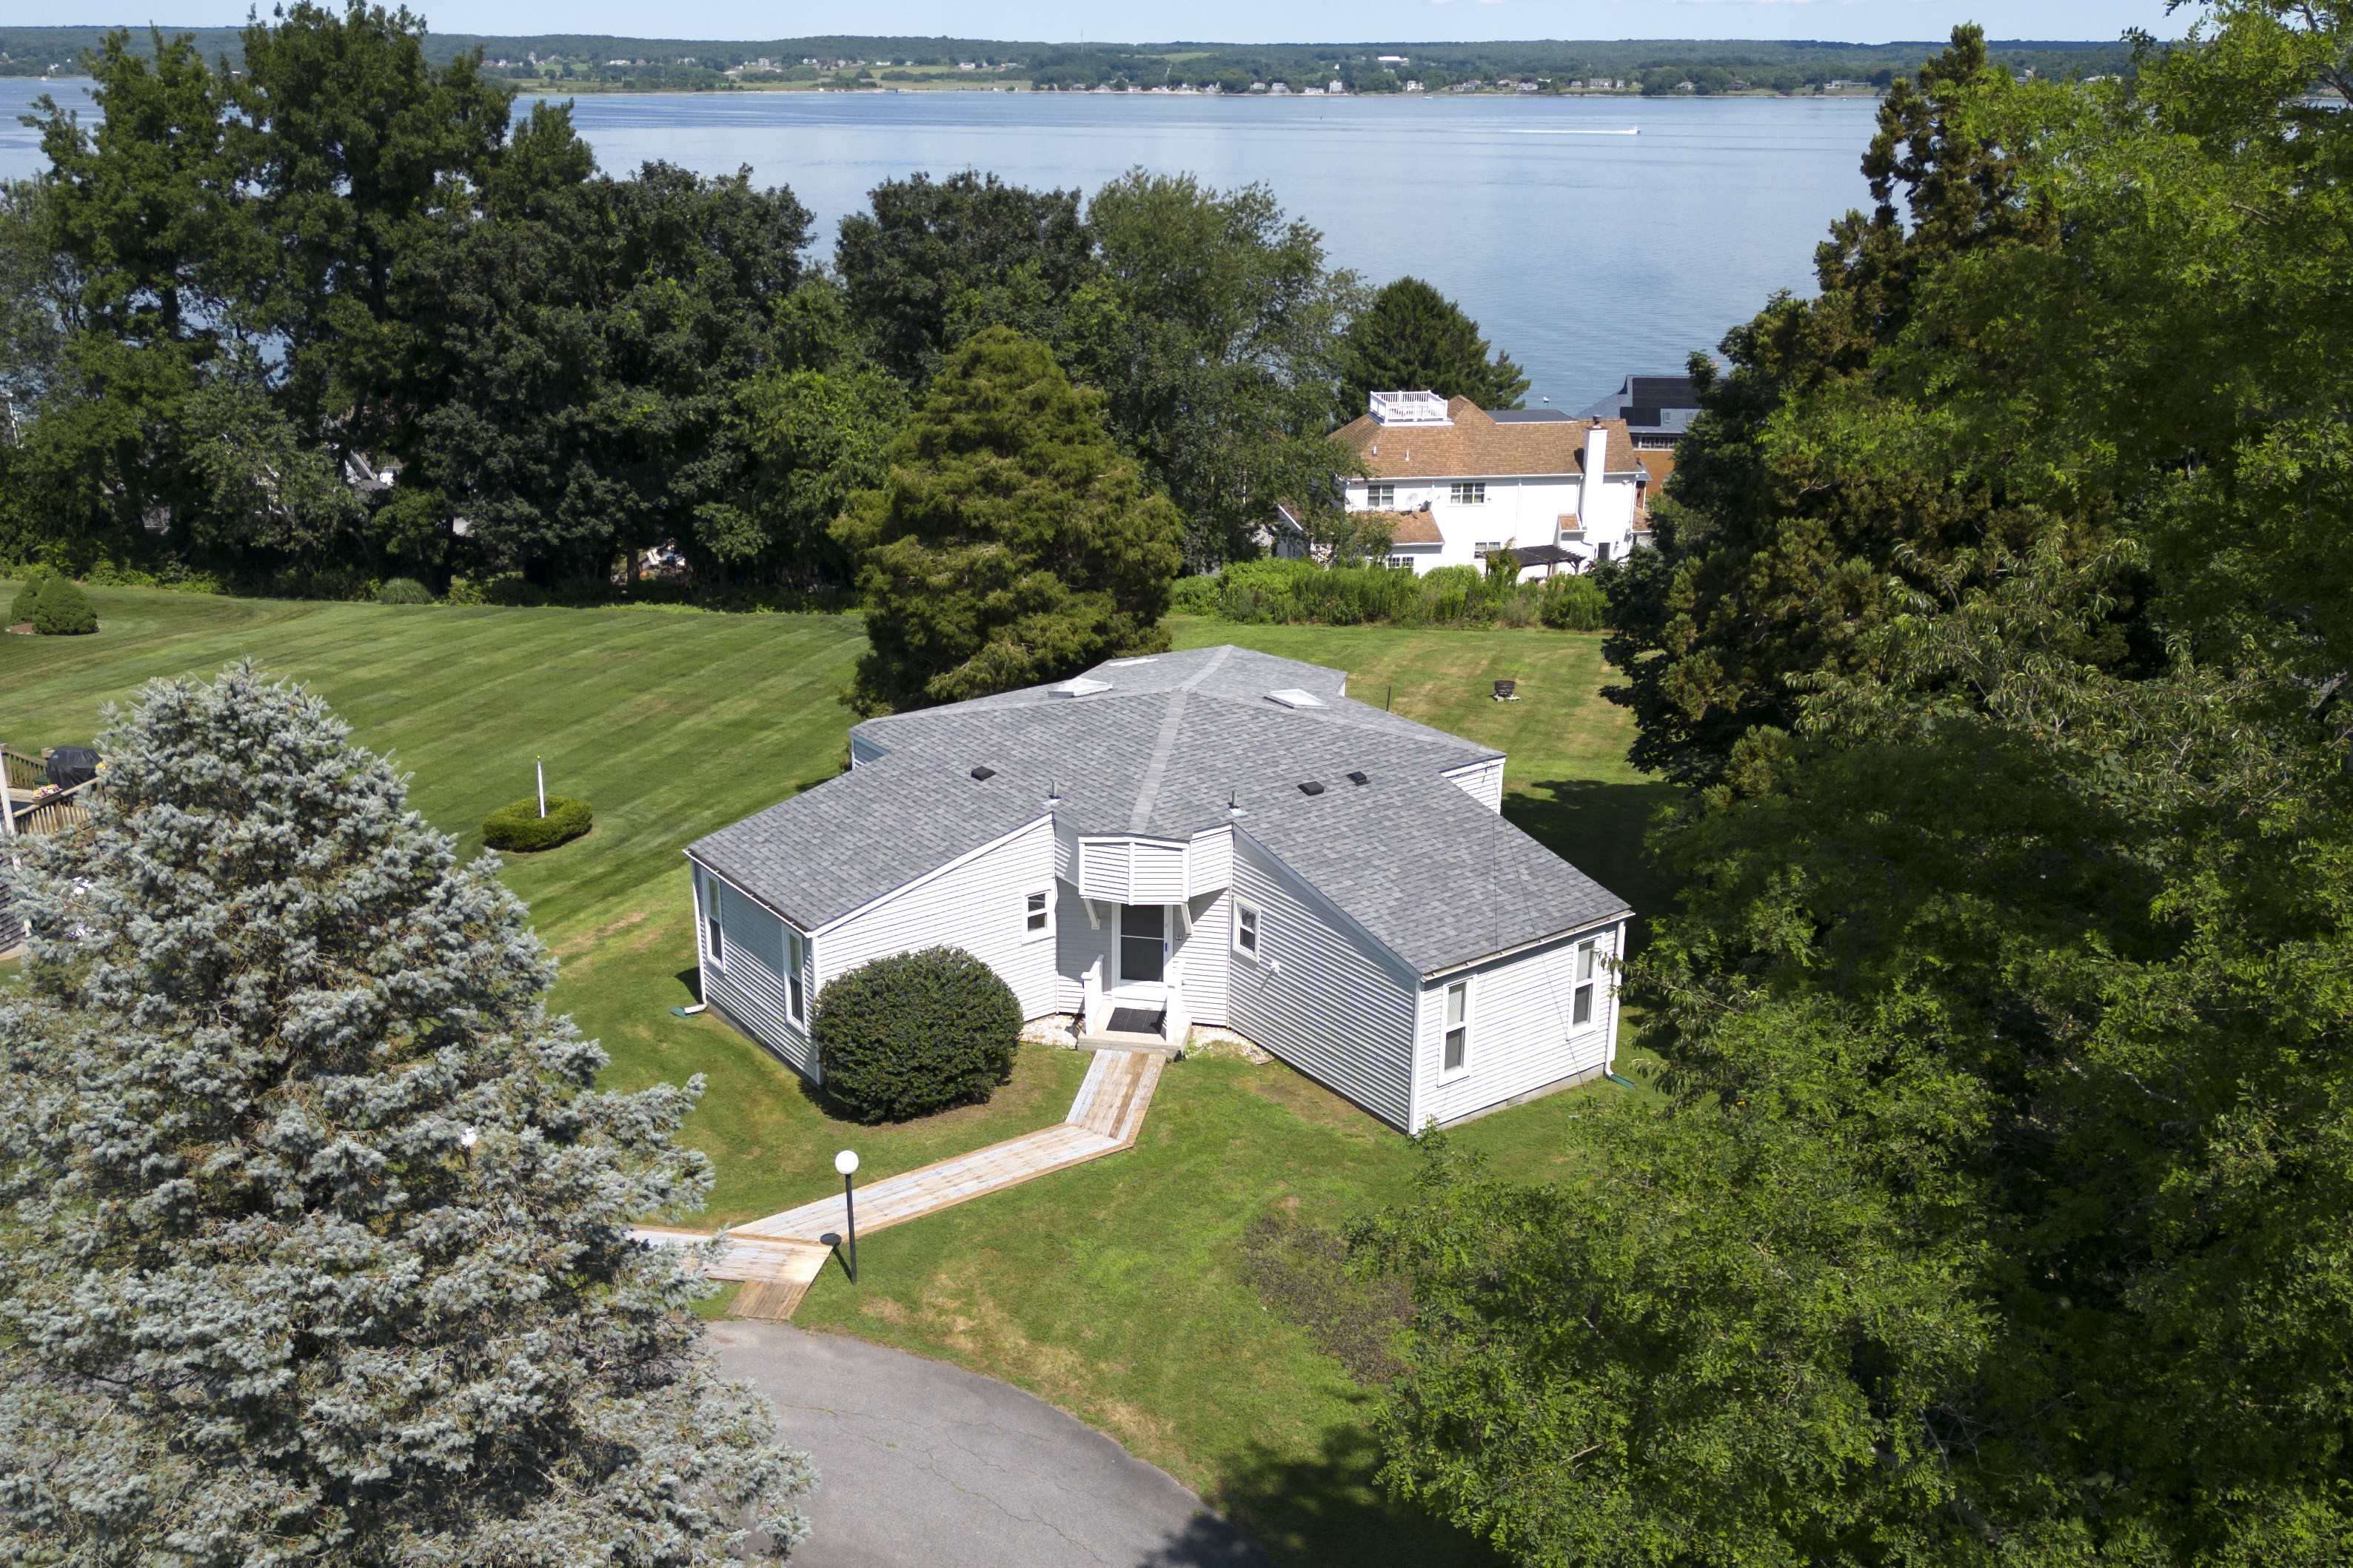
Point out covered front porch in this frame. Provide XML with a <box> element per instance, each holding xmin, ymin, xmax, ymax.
<box><xmin>1060</xmin><ymin>888</ymin><xmax>1222</xmax><ymax>1056</ymax></box>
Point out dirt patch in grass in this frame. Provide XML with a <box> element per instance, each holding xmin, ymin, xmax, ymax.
<box><xmin>1237</xmin><ymin>1211</ymin><xmax>1410</xmax><ymax>1388</ymax></box>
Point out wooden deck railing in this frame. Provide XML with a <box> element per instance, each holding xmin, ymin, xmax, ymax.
<box><xmin>1</xmin><ymin>744</ymin><xmax>105</xmax><ymax>841</ymax></box>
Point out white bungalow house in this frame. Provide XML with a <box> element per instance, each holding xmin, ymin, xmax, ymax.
<box><xmin>686</xmin><ymin>646</ymin><xmax>1630</xmax><ymax>1132</ymax></box>
<box><xmin>1331</xmin><ymin>391</ymin><xmax>1652</xmax><ymax>579</ymax></box>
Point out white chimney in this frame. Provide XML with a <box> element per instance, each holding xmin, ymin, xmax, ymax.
<box><xmin>1575</xmin><ymin>421</ymin><xmax>1610</xmax><ymax>535</ymax></box>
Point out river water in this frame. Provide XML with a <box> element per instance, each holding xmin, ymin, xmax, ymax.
<box><xmin>3</xmin><ymin>80</ymin><xmax>1881</xmax><ymax>408</ymax></box>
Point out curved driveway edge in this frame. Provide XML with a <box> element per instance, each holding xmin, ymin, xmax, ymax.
<box><xmin>711</xmin><ymin>1320</ymin><xmax>1274</xmax><ymax>1568</ymax></box>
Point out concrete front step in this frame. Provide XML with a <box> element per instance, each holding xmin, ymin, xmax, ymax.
<box><xmin>1078</xmin><ymin>1031</ymin><xmax>1178</xmax><ymax>1055</ymax></box>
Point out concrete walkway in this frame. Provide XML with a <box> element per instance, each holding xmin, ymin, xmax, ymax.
<box><xmin>714</xmin><ymin>1321</ymin><xmax>1271</xmax><ymax>1568</ymax></box>
<box><xmin>637</xmin><ymin>1050</ymin><xmax>1166</xmax><ymax>1319</ymax></box>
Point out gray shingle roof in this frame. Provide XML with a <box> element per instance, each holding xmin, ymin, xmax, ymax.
<box><xmin>689</xmin><ymin>645</ymin><xmax>1629</xmax><ymax>973</ymax></box>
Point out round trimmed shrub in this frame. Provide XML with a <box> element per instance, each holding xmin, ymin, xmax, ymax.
<box><xmin>814</xmin><ymin>946</ymin><xmax>1021</xmax><ymax>1123</ymax></box>
<box><xmin>375</xmin><ymin>577</ymin><xmax>434</xmax><ymax>604</ymax></box>
<box><xmin>8</xmin><ymin>569</ymin><xmax>50</xmax><ymax>626</ymax></box>
<box><xmin>30</xmin><ymin>575</ymin><xmax>97</xmax><ymax>635</ymax></box>
<box><xmin>481</xmin><ymin>794</ymin><xmax>593</xmax><ymax>851</ymax></box>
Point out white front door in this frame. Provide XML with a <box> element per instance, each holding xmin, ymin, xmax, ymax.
<box><xmin>1116</xmin><ymin>903</ymin><xmax>1168</xmax><ymax>1005</ymax></box>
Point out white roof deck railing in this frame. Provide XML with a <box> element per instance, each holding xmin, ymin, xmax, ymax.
<box><xmin>1369</xmin><ymin>390</ymin><xmax>1453</xmax><ymax>426</ymax></box>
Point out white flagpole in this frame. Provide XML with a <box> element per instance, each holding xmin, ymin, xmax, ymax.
<box><xmin>537</xmin><ymin>759</ymin><xmax>546</xmax><ymax>819</ymax></box>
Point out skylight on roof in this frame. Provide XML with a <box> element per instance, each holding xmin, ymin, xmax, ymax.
<box><xmin>1051</xmin><ymin>677</ymin><xmax>1114</xmax><ymax>697</ymax></box>
<box><xmin>1103</xmin><ymin>657</ymin><xmax>1159</xmax><ymax>667</ymax></box>
<box><xmin>1265</xmin><ymin>688</ymin><xmax>1325</xmax><ymax>708</ymax></box>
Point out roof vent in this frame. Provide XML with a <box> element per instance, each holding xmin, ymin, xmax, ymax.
<box><xmin>970</xmin><ymin>765</ymin><xmax>996</xmax><ymax>781</ymax></box>
<box><xmin>1298</xmin><ymin>780</ymin><xmax>1325</xmax><ymax>796</ymax></box>
<box><xmin>1051</xmin><ymin>676</ymin><xmax>1113</xmax><ymax>697</ymax></box>
<box><xmin>1347</xmin><ymin>771</ymin><xmax>1369</xmax><ymax>786</ymax></box>
<box><xmin>1104</xmin><ymin>656</ymin><xmax>1158</xmax><ymax>667</ymax></box>
<box><xmin>1265</xmin><ymin>688</ymin><xmax>1324</xmax><ymax>708</ymax></box>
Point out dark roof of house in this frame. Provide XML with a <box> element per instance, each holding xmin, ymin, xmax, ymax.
<box><xmin>1487</xmin><ymin>407</ymin><xmax>1576</xmax><ymax>423</ymax></box>
<box><xmin>1574</xmin><ymin>373</ymin><xmax>1703</xmax><ymax>438</ymax></box>
<box><xmin>690</xmin><ymin>645</ymin><xmax>1628</xmax><ymax>974</ymax></box>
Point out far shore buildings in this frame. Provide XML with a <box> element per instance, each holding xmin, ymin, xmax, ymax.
<box><xmin>1302</xmin><ymin>378</ymin><xmax>1698</xmax><ymax>579</ymax></box>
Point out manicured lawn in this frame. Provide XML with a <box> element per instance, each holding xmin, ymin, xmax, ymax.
<box><xmin>2</xmin><ymin>586</ymin><xmax>1671</xmax><ymax>1568</ymax></box>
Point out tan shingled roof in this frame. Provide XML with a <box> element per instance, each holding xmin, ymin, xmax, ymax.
<box><xmin>1365</xmin><ymin>509</ymin><xmax>1443</xmax><ymax>544</ymax></box>
<box><xmin>1337</xmin><ymin>397</ymin><xmax>1639</xmax><ymax>480</ymax></box>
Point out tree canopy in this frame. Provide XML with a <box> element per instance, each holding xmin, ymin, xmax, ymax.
<box><xmin>834</xmin><ymin>326</ymin><xmax>1182</xmax><ymax>712</ymax></box>
<box><xmin>1334</xmin><ymin>276</ymin><xmax>1529</xmax><ymax>423</ymax></box>
<box><xmin>1361</xmin><ymin>12</ymin><xmax>2353</xmax><ymax>1564</ymax></box>
<box><xmin>0</xmin><ymin>663</ymin><xmax>813</xmax><ymax>1561</ymax></box>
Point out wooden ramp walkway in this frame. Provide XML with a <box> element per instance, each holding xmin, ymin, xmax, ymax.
<box><xmin>635</xmin><ymin>1049</ymin><xmax>1164</xmax><ymax>1321</ymax></box>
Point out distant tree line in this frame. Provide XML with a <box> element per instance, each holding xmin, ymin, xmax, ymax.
<box><xmin>0</xmin><ymin>25</ymin><xmax>2141</xmax><ymax>92</ymax></box>
<box><xmin>0</xmin><ymin>5</ymin><xmax>1546</xmax><ymax>603</ymax></box>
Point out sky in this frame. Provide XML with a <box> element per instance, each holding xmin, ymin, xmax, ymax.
<box><xmin>0</xmin><ymin>0</ymin><xmax>2194</xmax><ymax>45</ymax></box>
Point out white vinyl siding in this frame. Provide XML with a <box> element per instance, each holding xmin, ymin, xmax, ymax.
<box><xmin>1227</xmin><ymin>831</ymin><xmax>1420</xmax><ymax>1130</ymax></box>
<box><xmin>1055</xmin><ymin>882</ymin><xmax>1117</xmax><ymax>1016</ymax></box>
<box><xmin>1077</xmin><ymin>837</ymin><xmax>1191</xmax><ymax>904</ymax></box>
<box><xmin>693</xmin><ymin>862</ymin><xmax>817</xmax><ymax>1079</ymax></box>
<box><xmin>1187</xmin><ymin>826</ymin><xmax>1234</xmax><ymax>897</ymax></box>
<box><xmin>1417</xmin><ymin>920</ymin><xmax>1624</xmax><ymax>1125</ymax></box>
<box><xmin>814</xmin><ymin>817</ymin><xmax>1062</xmax><ymax>1026</ymax></box>
<box><xmin>1175</xmin><ymin>890</ymin><xmax>1231</xmax><ymax>1026</ymax></box>
<box><xmin>1442</xmin><ymin>757</ymin><xmax>1504</xmax><ymax>812</ymax></box>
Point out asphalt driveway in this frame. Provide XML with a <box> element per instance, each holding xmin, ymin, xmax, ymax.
<box><xmin>710</xmin><ymin>1320</ymin><xmax>1273</xmax><ymax>1567</ymax></box>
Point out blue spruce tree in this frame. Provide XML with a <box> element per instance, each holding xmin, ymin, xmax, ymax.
<box><xmin>0</xmin><ymin>663</ymin><xmax>813</xmax><ymax>1561</ymax></box>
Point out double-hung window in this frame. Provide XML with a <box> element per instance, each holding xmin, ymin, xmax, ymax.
<box><xmin>1573</xmin><ymin>939</ymin><xmax>1600</xmax><ymax>1026</ymax></box>
<box><xmin>1443</xmin><ymin>980</ymin><xmax>1470</xmax><ymax>1073</ymax></box>
<box><xmin>785</xmin><ymin>927</ymin><xmax>805</xmax><ymax>1021</ymax></box>
<box><xmin>1234</xmin><ymin>900</ymin><xmax>1261</xmax><ymax>959</ymax></box>
<box><xmin>1449</xmin><ymin>481</ymin><xmax>1486</xmax><ymax>506</ymax></box>
<box><xmin>1365</xmin><ymin>483</ymin><xmax>1395</xmax><ymax>509</ymax></box>
<box><xmin>1024</xmin><ymin>888</ymin><xmax>1053</xmax><ymax>941</ymax></box>
<box><xmin>698</xmin><ymin>870</ymin><xmax>726</xmax><ymax>969</ymax></box>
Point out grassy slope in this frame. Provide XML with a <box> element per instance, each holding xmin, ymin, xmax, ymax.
<box><xmin>1</xmin><ymin>589</ymin><xmax>1669</xmax><ymax>1567</ymax></box>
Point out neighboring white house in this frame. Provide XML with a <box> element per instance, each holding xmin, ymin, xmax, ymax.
<box><xmin>685</xmin><ymin>646</ymin><xmax>1631</xmax><ymax>1133</ymax></box>
<box><xmin>1330</xmin><ymin>392</ymin><xmax>1652</xmax><ymax>579</ymax></box>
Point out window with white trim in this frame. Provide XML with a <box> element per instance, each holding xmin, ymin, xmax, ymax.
<box><xmin>1386</xmin><ymin>555</ymin><xmax>1415</xmax><ymax>571</ymax></box>
<box><xmin>1449</xmin><ymin>481</ymin><xmax>1487</xmax><ymax>505</ymax></box>
<box><xmin>1365</xmin><ymin>483</ymin><xmax>1394</xmax><ymax>509</ymax></box>
<box><xmin>1234</xmin><ymin>900</ymin><xmax>1261</xmax><ymax>959</ymax></box>
<box><xmin>700</xmin><ymin>871</ymin><xmax>725</xmax><ymax>969</ymax></box>
<box><xmin>1573</xmin><ymin>939</ymin><xmax>1598</xmax><ymax>1027</ymax></box>
<box><xmin>1023</xmin><ymin>887</ymin><xmax>1053</xmax><ymax>941</ymax></box>
<box><xmin>1443</xmin><ymin>980</ymin><xmax>1470</xmax><ymax>1073</ymax></box>
<box><xmin>786</xmin><ymin>927</ymin><xmax>805</xmax><ymax>1020</ymax></box>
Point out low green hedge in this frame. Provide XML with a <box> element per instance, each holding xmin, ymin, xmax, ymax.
<box><xmin>482</xmin><ymin>794</ymin><xmax>593</xmax><ymax>851</ymax></box>
<box><xmin>813</xmin><ymin>946</ymin><xmax>1022</xmax><ymax>1123</ymax></box>
<box><xmin>375</xmin><ymin>577</ymin><xmax>434</xmax><ymax>604</ymax></box>
<box><xmin>30</xmin><ymin>576</ymin><xmax>97</xmax><ymax>634</ymax></box>
<box><xmin>1182</xmin><ymin>557</ymin><xmax>1613</xmax><ymax>631</ymax></box>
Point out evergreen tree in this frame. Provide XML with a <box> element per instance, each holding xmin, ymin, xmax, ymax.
<box><xmin>1602</xmin><ymin>24</ymin><xmax>2066</xmax><ymax>787</ymax></box>
<box><xmin>834</xmin><ymin>327</ymin><xmax>1182</xmax><ymax>713</ymax></box>
<box><xmin>0</xmin><ymin>664</ymin><xmax>813</xmax><ymax>1562</ymax></box>
<box><xmin>1334</xmin><ymin>276</ymin><xmax>1529</xmax><ymax>423</ymax></box>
